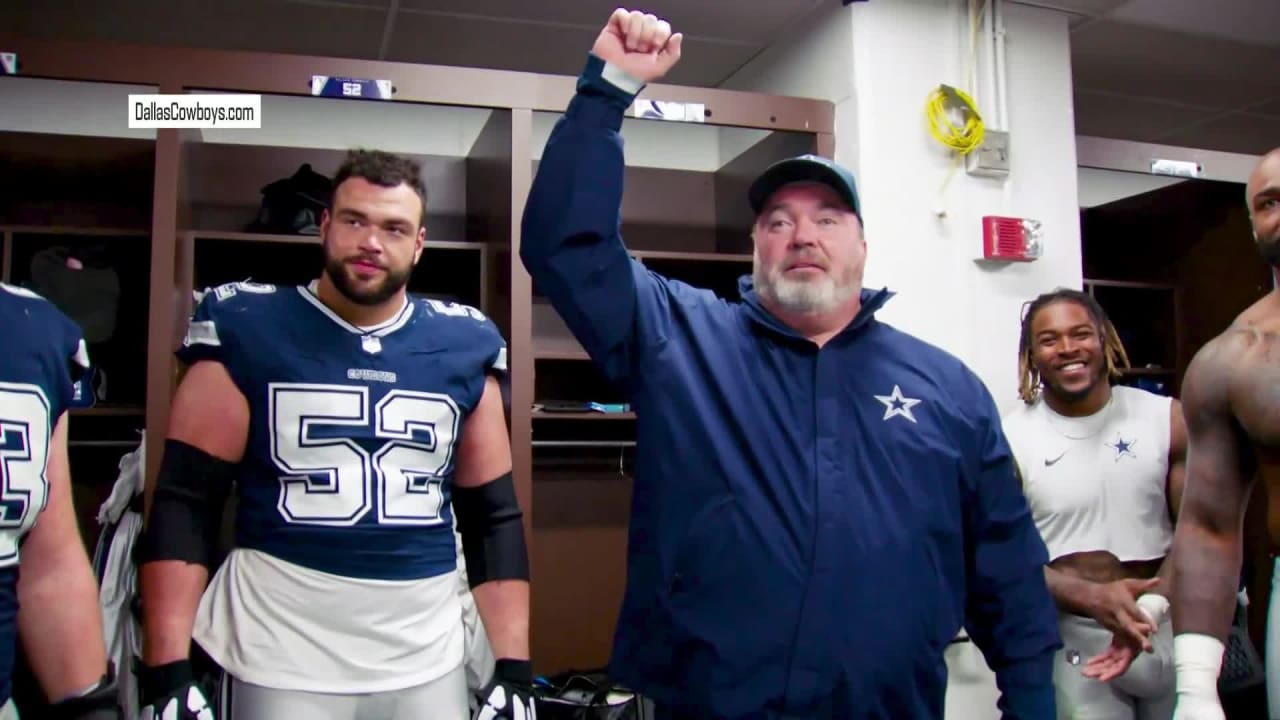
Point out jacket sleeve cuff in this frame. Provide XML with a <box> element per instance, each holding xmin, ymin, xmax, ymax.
<box><xmin>996</xmin><ymin>654</ymin><xmax>1056</xmax><ymax>719</ymax></box>
<box><xmin>998</xmin><ymin>683</ymin><xmax>1055</xmax><ymax>720</ymax></box>
<box><xmin>569</xmin><ymin>53</ymin><xmax>645</xmax><ymax>130</ymax></box>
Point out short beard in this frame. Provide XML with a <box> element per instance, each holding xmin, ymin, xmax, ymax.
<box><xmin>1257</xmin><ymin>234</ymin><xmax>1280</xmax><ymax>268</ymax></box>
<box><xmin>753</xmin><ymin>250</ymin><xmax>857</xmax><ymax>315</ymax></box>
<box><xmin>323</xmin><ymin>252</ymin><xmax>412</xmax><ymax>307</ymax></box>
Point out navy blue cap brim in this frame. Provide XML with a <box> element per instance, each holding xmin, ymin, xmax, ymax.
<box><xmin>748</xmin><ymin>158</ymin><xmax>860</xmax><ymax>218</ymax></box>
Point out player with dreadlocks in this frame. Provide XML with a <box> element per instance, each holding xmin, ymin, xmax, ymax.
<box><xmin>1016</xmin><ymin>289</ymin><xmax>1132</xmax><ymax>406</ymax></box>
<box><xmin>1001</xmin><ymin>287</ymin><xmax>1188</xmax><ymax>719</ymax></box>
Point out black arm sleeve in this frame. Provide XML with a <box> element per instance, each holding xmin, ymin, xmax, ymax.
<box><xmin>453</xmin><ymin>472</ymin><xmax>529</xmax><ymax>588</ymax></box>
<box><xmin>134</xmin><ymin>439</ymin><xmax>235</xmax><ymax>569</ymax></box>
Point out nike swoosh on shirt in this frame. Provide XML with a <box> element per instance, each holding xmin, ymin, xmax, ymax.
<box><xmin>1044</xmin><ymin>452</ymin><xmax>1067</xmax><ymax>466</ymax></box>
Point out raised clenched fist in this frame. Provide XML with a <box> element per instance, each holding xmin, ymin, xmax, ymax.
<box><xmin>591</xmin><ymin>8</ymin><xmax>684</xmax><ymax>85</ymax></box>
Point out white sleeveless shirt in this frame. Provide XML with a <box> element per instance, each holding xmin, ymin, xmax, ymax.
<box><xmin>1002</xmin><ymin>385</ymin><xmax>1173</xmax><ymax>563</ymax></box>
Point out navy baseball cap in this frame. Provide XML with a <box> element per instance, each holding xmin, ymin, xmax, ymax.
<box><xmin>748</xmin><ymin>154</ymin><xmax>861</xmax><ymax>221</ymax></box>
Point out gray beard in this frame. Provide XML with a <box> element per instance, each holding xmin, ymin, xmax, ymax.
<box><xmin>753</xmin><ymin>253</ymin><xmax>857</xmax><ymax>315</ymax></box>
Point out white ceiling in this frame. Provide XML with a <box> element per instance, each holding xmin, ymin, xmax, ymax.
<box><xmin>1</xmin><ymin>0</ymin><xmax>1275</xmax><ymax>157</ymax></box>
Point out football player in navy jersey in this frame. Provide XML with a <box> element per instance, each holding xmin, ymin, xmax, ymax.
<box><xmin>0</xmin><ymin>283</ymin><xmax>121</xmax><ymax>719</ymax></box>
<box><xmin>134</xmin><ymin>150</ymin><xmax>533</xmax><ymax>720</ymax></box>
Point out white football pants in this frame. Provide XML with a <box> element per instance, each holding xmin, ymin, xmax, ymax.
<box><xmin>218</xmin><ymin>664</ymin><xmax>470</xmax><ymax>720</ymax></box>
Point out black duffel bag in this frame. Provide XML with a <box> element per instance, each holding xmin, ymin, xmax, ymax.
<box><xmin>534</xmin><ymin>669</ymin><xmax>648</xmax><ymax>720</ymax></box>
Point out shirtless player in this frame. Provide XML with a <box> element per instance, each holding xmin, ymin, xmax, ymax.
<box><xmin>1169</xmin><ymin>146</ymin><xmax>1280</xmax><ymax>720</ymax></box>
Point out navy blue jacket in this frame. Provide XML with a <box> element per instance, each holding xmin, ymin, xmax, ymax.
<box><xmin>520</xmin><ymin>54</ymin><xmax>1061</xmax><ymax>719</ymax></box>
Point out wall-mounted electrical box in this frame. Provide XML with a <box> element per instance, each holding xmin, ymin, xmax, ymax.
<box><xmin>966</xmin><ymin>129</ymin><xmax>1010</xmax><ymax>178</ymax></box>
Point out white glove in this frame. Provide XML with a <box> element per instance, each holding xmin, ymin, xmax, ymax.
<box><xmin>1136</xmin><ymin>593</ymin><xmax>1170</xmax><ymax>628</ymax></box>
<box><xmin>1172</xmin><ymin>633</ymin><xmax>1226</xmax><ymax>720</ymax></box>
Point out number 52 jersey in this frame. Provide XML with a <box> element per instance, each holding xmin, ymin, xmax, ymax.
<box><xmin>177</xmin><ymin>280</ymin><xmax>508</xmax><ymax>583</ymax></box>
<box><xmin>177</xmin><ymin>281</ymin><xmax>507</xmax><ymax>693</ymax></box>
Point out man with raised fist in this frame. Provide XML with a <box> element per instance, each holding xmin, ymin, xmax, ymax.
<box><xmin>521</xmin><ymin>8</ymin><xmax>1060</xmax><ymax>720</ymax></box>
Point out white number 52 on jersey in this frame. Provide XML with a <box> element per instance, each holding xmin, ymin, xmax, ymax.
<box><xmin>268</xmin><ymin>383</ymin><xmax>460</xmax><ymax>526</ymax></box>
<box><xmin>0</xmin><ymin>384</ymin><xmax>52</xmax><ymax>566</ymax></box>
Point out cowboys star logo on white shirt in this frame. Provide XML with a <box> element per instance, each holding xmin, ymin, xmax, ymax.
<box><xmin>875</xmin><ymin>384</ymin><xmax>921</xmax><ymax>423</ymax></box>
<box><xmin>1108</xmin><ymin>432</ymin><xmax>1137</xmax><ymax>461</ymax></box>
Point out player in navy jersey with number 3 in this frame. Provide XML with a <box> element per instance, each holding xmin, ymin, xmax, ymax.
<box><xmin>133</xmin><ymin>150</ymin><xmax>533</xmax><ymax>720</ymax></box>
<box><xmin>0</xmin><ymin>283</ymin><xmax>122</xmax><ymax>719</ymax></box>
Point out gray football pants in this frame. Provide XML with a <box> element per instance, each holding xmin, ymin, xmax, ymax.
<box><xmin>1053</xmin><ymin>612</ymin><xmax>1175</xmax><ymax>720</ymax></box>
<box><xmin>218</xmin><ymin>664</ymin><xmax>471</xmax><ymax>720</ymax></box>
